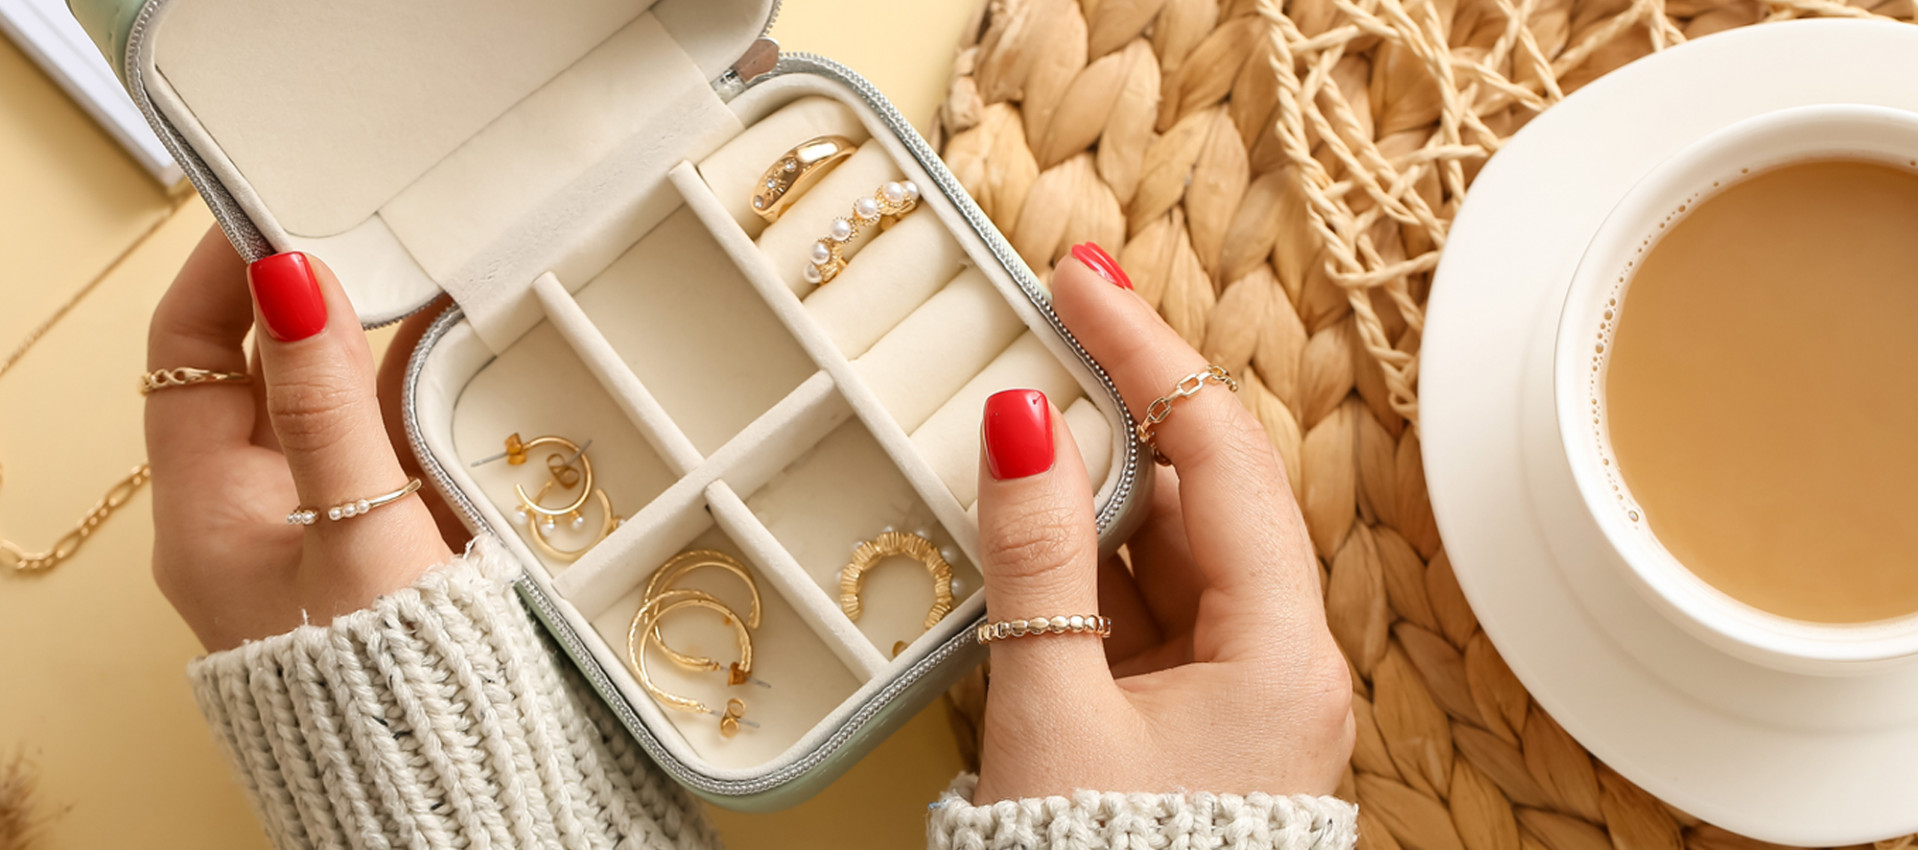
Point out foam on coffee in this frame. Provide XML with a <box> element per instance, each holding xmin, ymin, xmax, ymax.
<box><xmin>1596</xmin><ymin>159</ymin><xmax>1918</xmax><ymax>624</ymax></box>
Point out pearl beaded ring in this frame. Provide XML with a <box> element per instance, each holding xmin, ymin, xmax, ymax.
<box><xmin>286</xmin><ymin>478</ymin><xmax>423</xmax><ymax>526</ymax></box>
<box><xmin>804</xmin><ymin>180</ymin><xmax>920</xmax><ymax>286</ymax></box>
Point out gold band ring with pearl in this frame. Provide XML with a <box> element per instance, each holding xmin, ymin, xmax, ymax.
<box><xmin>1136</xmin><ymin>364</ymin><xmax>1240</xmax><ymax>465</ymax></box>
<box><xmin>976</xmin><ymin>614</ymin><xmax>1112</xmax><ymax>644</ymax></box>
<box><xmin>803</xmin><ymin>179</ymin><xmax>920</xmax><ymax>286</ymax></box>
<box><xmin>286</xmin><ymin>478</ymin><xmax>422</xmax><ymax>526</ymax></box>
<box><xmin>139</xmin><ymin>367</ymin><xmax>250</xmax><ymax>396</ymax></box>
<box><xmin>752</xmin><ymin>135</ymin><xmax>857</xmax><ymax>223</ymax></box>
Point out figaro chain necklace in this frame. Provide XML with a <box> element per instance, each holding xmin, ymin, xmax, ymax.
<box><xmin>0</xmin><ymin>208</ymin><xmax>181</xmax><ymax>573</ymax></box>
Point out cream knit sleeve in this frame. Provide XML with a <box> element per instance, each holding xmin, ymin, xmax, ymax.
<box><xmin>186</xmin><ymin>535</ymin><xmax>718</xmax><ymax>850</ymax></box>
<box><xmin>928</xmin><ymin>774</ymin><xmax>1359</xmax><ymax>850</ymax></box>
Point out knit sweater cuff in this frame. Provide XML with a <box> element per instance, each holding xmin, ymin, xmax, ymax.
<box><xmin>928</xmin><ymin>773</ymin><xmax>1358</xmax><ymax>850</ymax></box>
<box><xmin>187</xmin><ymin>536</ymin><xmax>713</xmax><ymax>850</ymax></box>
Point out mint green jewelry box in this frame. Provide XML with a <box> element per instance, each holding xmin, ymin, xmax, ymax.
<box><xmin>77</xmin><ymin>0</ymin><xmax>1149</xmax><ymax>810</ymax></box>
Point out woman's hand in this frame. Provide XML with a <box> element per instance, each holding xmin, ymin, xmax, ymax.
<box><xmin>146</xmin><ymin>229</ymin><xmax>461</xmax><ymax>651</ymax></box>
<box><xmin>971</xmin><ymin>246</ymin><xmax>1355</xmax><ymax>801</ymax></box>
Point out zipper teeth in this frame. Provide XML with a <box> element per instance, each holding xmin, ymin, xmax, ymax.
<box><xmin>761</xmin><ymin>0</ymin><xmax>782</xmax><ymax>38</ymax></box>
<box><xmin>397</xmin><ymin>57</ymin><xmax>1147</xmax><ymax>799</ymax></box>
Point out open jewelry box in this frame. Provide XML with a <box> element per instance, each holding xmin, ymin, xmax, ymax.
<box><xmin>83</xmin><ymin>0</ymin><xmax>1150</xmax><ymax>809</ymax></box>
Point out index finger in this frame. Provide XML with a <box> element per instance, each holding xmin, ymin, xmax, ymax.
<box><xmin>145</xmin><ymin>226</ymin><xmax>259</xmax><ymax>473</ymax></box>
<box><xmin>1050</xmin><ymin>249</ymin><xmax>1320</xmax><ymax>655</ymax></box>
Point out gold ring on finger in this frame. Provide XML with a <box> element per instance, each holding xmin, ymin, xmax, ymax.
<box><xmin>139</xmin><ymin>367</ymin><xmax>250</xmax><ymax>396</ymax></box>
<box><xmin>1135</xmin><ymin>364</ymin><xmax>1239</xmax><ymax>466</ymax></box>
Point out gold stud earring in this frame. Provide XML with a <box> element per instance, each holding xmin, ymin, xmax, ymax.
<box><xmin>840</xmin><ymin>530</ymin><xmax>955</xmax><ymax>657</ymax></box>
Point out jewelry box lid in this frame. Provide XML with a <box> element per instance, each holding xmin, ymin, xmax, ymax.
<box><xmin>73</xmin><ymin>0</ymin><xmax>780</xmax><ymax>331</ymax></box>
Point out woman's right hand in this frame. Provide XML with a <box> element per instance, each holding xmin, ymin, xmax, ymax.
<box><xmin>970</xmin><ymin>245</ymin><xmax>1355</xmax><ymax>802</ymax></box>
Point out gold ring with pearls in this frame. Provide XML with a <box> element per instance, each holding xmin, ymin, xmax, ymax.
<box><xmin>286</xmin><ymin>478</ymin><xmax>422</xmax><ymax>526</ymax></box>
<box><xmin>753</xmin><ymin>135</ymin><xmax>857</xmax><ymax>223</ymax></box>
<box><xmin>804</xmin><ymin>179</ymin><xmax>920</xmax><ymax>286</ymax></box>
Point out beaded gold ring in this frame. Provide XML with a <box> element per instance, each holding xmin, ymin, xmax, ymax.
<box><xmin>975</xmin><ymin>614</ymin><xmax>1113</xmax><ymax>644</ymax></box>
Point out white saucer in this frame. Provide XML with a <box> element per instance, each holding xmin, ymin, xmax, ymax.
<box><xmin>1423</xmin><ymin>19</ymin><xmax>1918</xmax><ymax>846</ymax></box>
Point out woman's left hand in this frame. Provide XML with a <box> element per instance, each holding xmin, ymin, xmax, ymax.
<box><xmin>146</xmin><ymin>228</ymin><xmax>462</xmax><ymax>651</ymax></box>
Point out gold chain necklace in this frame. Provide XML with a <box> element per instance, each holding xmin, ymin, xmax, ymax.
<box><xmin>1</xmin><ymin>205</ymin><xmax>185</xmax><ymax>573</ymax></box>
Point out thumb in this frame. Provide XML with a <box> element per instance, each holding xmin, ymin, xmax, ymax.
<box><xmin>248</xmin><ymin>252</ymin><xmax>450</xmax><ymax>599</ymax></box>
<box><xmin>975</xmin><ymin>388</ymin><xmax>1115</xmax><ymax>694</ymax></box>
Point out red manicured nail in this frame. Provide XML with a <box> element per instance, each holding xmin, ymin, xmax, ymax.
<box><xmin>983</xmin><ymin>389</ymin><xmax>1055</xmax><ymax>480</ymax></box>
<box><xmin>1070</xmin><ymin>242</ymin><xmax>1132</xmax><ymax>290</ymax></box>
<box><xmin>247</xmin><ymin>252</ymin><xmax>327</xmax><ymax>341</ymax></box>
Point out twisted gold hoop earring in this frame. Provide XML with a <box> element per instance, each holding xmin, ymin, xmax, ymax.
<box><xmin>644</xmin><ymin>549</ymin><xmax>763</xmax><ymax>629</ymax></box>
<box><xmin>840</xmin><ymin>531</ymin><xmax>955</xmax><ymax>657</ymax></box>
<box><xmin>627</xmin><ymin>594</ymin><xmax>759</xmax><ymax>735</ymax></box>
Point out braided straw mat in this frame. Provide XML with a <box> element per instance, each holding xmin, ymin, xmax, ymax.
<box><xmin>929</xmin><ymin>0</ymin><xmax>1918</xmax><ymax>848</ymax></box>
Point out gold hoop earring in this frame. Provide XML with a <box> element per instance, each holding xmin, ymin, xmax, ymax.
<box><xmin>840</xmin><ymin>530</ymin><xmax>955</xmax><ymax>657</ymax></box>
<box><xmin>644</xmin><ymin>549</ymin><xmax>762</xmax><ymax>629</ymax></box>
<box><xmin>507</xmin><ymin>433</ymin><xmax>594</xmax><ymax>520</ymax></box>
<box><xmin>525</xmin><ymin>482</ymin><xmax>618</xmax><ymax>563</ymax></box>
<box><xmin>628</xmin><ymin>595</ymin><xmax>759</xmax><ymax>735</ymax></box>
<box><xmin>498</xmin><ymin>433</ymin><xmax>618</xmax><ymax>562</ymax></box>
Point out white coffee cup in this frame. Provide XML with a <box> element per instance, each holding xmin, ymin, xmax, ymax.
<box><xmin>1554</xmin><ymin>104</ymin><xmax>1918</xmax><ymax>676</ymax></box>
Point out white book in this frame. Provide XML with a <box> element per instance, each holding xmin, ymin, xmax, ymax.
<box><xmin>0</xmin><ymin>0</ymin><xmax>182</xmax><ymax>186</ymax></box>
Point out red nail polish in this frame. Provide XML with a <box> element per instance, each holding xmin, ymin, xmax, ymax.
<box><xmin>983</xmin><ymin>389</ymin><xmax>1055</xmax><ymax>480</ymax></box>
<box><xmin>248</xmin><ymin>252</ymin><xmax>327</xmax><ymax>341</ymax></box>
<box><xmin>1070</xmin><ymin>242</ymin><xmax>1132</xmax><ymax>290</ymax></box>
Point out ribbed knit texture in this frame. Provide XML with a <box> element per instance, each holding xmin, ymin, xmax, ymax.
<box><xmin>929</xmin><ymin>774</ymin><xmax>1358</xmax><ymax>850</ymax></box>
<box><xmin>187</xmin><ymin>536</ymin><xmax>719</xmax><ymax>850</ymax></box>
<box><xmin>187</xmin><ymin>534</ymin><xmax>1359</xmax><ymax>850</ymax></box>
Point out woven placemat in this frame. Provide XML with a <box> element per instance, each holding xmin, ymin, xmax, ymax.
<box><xmin>932</xmin><ymin>1</ymin><xmax>1917</xmax><ymax>848</ymax></box>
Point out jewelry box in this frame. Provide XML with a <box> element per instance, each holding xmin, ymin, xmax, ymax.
<box><xmin>80</xmin><ymin>0</ymin><xmax>1149</xmax><ymax>809</ymax></box>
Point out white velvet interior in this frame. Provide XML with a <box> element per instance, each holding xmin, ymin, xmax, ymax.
<box><xmin>804</xmin><ymin>213</ymin><xmax>969</xmax><ymax>359</ymax></box>
<box><xmin>450</xmin><ymin>322</ymin><xmax>679</xmax><ymax>571</ymax></box>
<box><xmin>744</xmin><ymin>417</ymin><xmax>984</xmax><ymax>657</ymax></box>
<box><xmin>583</xmin><ymin>506</ymin><xmax>863</xmax><ymax>770</ymax></box>
<box><xmin>854</xmin><ymin>267</ymin><xmax>1027</xmax><ymax>432</ymax></box>
<box><xmin>146</xmin><ymin>0</ymin><xmax>755</xmax><ymax>333</ymax></box>
<box><xmin>572</xmin><ymin>206</ymin><xmax>814</xmax><ymax>456</ymax></box>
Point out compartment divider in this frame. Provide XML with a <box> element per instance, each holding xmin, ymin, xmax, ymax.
<box><xmin>553</xmin><ymin>370</ymin><xmax>842</xmax><ymax>608</ymax></box>
<box><xmin>705</xmin><ymin>482</ymin><xmax>890</xmax><ymax>681</ymax></box>
<box><xmin>531</xmin><ymin>272</ymin><xmax>704</xmax><ymax>475</ymax></box>
<box><xmin>667</xmin><ymin>161</ymin><xmax>982</xmax><ymax>567</ymax></box>
<box><xmin>552</xmin><ymin>472</ymin><xmax>713</xmax><ymax>615</ymax></box>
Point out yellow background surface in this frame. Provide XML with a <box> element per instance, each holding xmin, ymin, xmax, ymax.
<box><xmin>0</xmin><ymin>2</ymin><xmax>980</xmax><ymax>847</ymax></box>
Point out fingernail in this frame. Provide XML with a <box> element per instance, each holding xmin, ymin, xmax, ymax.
<box><xmin>248</xmin><ymin>252</ymin><xmax>327</xmax><ymax>341</ymax></box>
<box><xmin>1070</xmin><ymin>242</ymin><xmax>1132</xmax><ymax>290</ymax></box>
<box><xmin>983</xmin><ymin>389</ymin><xmax>1055</xmax><ymax>480</ymax></box>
